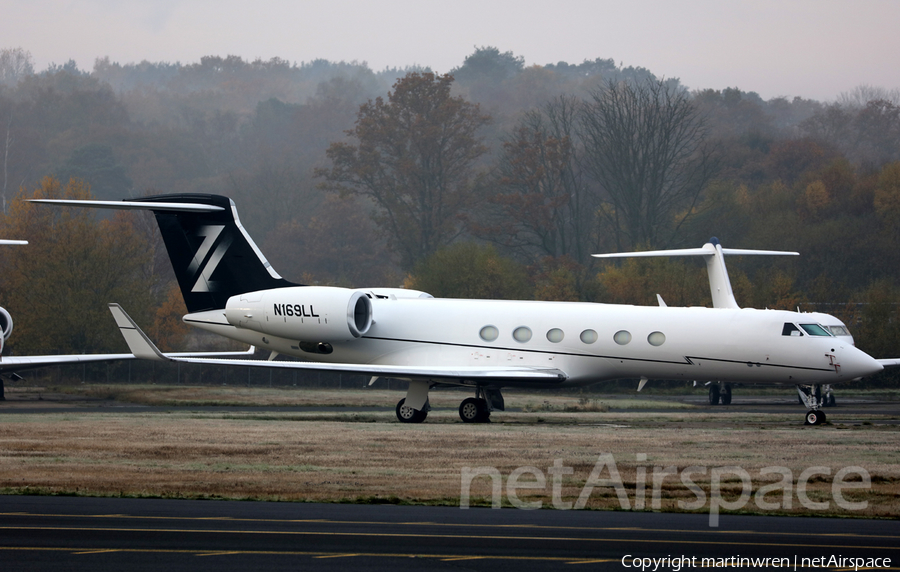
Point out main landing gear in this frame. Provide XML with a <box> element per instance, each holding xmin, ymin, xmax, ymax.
<box><xmin>459</xmin><ymin>397</ymin><xmax>490</xmax><ymax>423</ymax></box>
<box><xmin>458</xmin><ymin>387</ymin><xmax>503</xmax><ymax>423</ymax></box>
<box><xmin>707</xmin><ymin>383</ymin><xmax>732</xmax><ymax>405</ymax></box>
<box><xmin>395</xmin><ymin>398</ymin><xmax>428</xmax><ymax>423</ymax></box>
<box><xmin>797</xmin><ymin>384</ymin><xmax>828</xmax><ymax>425</ymax></box>
<box><xmin>395</xmin><ymin>386</ymin><xmax>504</xmax><ymax>424</ymax></box>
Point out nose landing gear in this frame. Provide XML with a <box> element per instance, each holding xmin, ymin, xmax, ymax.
<box><xmin>707</xmin><ymin>383</ymin><xmax>732</xmax><ymax>405</ymax></box>
<box><xmin>797</xmin><ymin>384</ymin><xmax>828</xmax><ymax>425</ymax></box>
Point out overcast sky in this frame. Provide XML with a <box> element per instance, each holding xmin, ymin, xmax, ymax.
<box><xmin>3</xmin><ymin>0</ymin><xmax>898</xmax><ymax>101</ymax></box>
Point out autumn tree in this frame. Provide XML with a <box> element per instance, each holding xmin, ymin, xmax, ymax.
<box><xmin>580</xmin><ymin>79</ymin><xmax>718</xmax><ymax>250</ymax></box>
<box><xmin>261</xmin><ymin>194</ymin><xmax>398</xmax><ymax>287</ymax></box>
<box><xmin>476</xmin><ymin>96</ymin><xmax>594</xmax><ymax>262</ymax></box>
<box><xmin>801</xmin><ymin>98</ymin><xmax>900</xmax><ymax>167</ymax></box>
<box><xmin>0</xmin><ymin>177</ymin><xmax>152</xmax><ymax>354</ymax></box>
<box><xmin>405</xmin><ymin>242</ymin><xmax>531</xmax><ymax>300</ymax></box>
<box><xmin>316</xmin><ymin>72</ymin><xmax>491</xmax><ymax>269</ymax></box>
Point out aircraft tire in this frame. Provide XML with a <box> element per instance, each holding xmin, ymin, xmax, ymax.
<box><xmin>708</xmin><ymin>385</ymin><xmax>720</xmax><ymax>405</ymax></box>
<box><xmin>396</xmin><ymin>398</ymin><xmax>427</xmax><ymax>423</ymax></box>
<box><xmin>721</xmin><ymin>385</ymin><xmax>732</xmax><ymax>405</ymax></box>
<box><xmin>804</xmin><ymin>410</ymin><xmax>826</xmax><ymax>425</ymax></box>
<box><xmin>459</xmin><ymin>397</ymin><xmax>488</xmax><ymax>423</ymax></box>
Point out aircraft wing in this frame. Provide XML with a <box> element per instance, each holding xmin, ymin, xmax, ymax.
<box><xmin>0</xmin><ymin>353</ymin><xmax>135</xmax><ymax>374</ymax></box>
<box><xmin>877</xmin><ymin>359</ymin><xmax>900</xmax><ymax>368</ymax></box>
<box><xmin>0</xmin><ymin>344</ymin><xmax>256</xmax><ymax>375</ymax></box>
<box><xmin>108</xmin><ymin>304</ymin><xmax>567</xmax><ymax>383</ymax></box>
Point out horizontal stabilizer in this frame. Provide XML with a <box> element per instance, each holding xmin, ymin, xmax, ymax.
<box><xmin>30</xmin><ymin>199</ymin><xmax>224</xmax><ymax>213</ymax></box>
<box><xmin>877</xmin><ymin>358</ymin><xmax>900</xmax><ymax>368</ymax></box>
<box><xmin>0</xmin><ymin>239</ymin><xmax>28</xmax><ymax>245</ymax></box>
<box><xmin>592</xmin><ymin>246</ymin><xmax>799</xmax><ymax>259</ymax></box>
<box><xmin>593</xmin><ymin>238</ymin><xmax>799</xmax><ymax>309</ymax></box>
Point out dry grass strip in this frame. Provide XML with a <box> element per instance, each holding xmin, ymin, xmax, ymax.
<box><xmin>1</xmin><ymin>391</ymin><xmax>898</xmax><ymax>519</ymax></box>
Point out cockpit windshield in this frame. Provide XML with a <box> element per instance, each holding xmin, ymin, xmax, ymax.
<box><xmin>800</xmin><ymin>323</ymin><xmax>832</xmax><ymax>336</ymax></box>
<box><xmin>825</xmin><ymin>325</ymin><xmax>851</xmax><ymax>337</ymax></box>
<box><xmin>782</xmin><ymin>322</ymin><xmax>834</xmax><ymax>337</ymax></box>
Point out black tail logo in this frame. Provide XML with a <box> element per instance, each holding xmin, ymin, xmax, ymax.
<box><xmin>189</xmin><ymin>225</ymin><xmax>233</xmax><ymax>293</ymax></box>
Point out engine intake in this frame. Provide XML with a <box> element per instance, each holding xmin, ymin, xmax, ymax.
<box><xmin>224</xmin><ymin>286</ymin><xmax>372</xmax><ymax>342</ymax></box>
<box><xmin>0</xmin><ymin>307</ymin><xmax>12</xmax><ymax>354</ymax></box>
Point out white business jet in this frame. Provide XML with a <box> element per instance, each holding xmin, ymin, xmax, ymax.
<box><xmin>592</xmin><ymin>244</ymin><xmax>860</xmax><ymax>408</ymax></box>
<box><xmin>0</xmin><ymin>238</ymin><xmax>254</xmax><ymax>399</ymax></box>
<box><xmin>33</xmin><ymin>195</ymin><xmax>891</xmax><ymax>425</ymax></box>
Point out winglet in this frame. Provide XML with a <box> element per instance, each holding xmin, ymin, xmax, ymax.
<box><xmin>107</xmin><ymin>303</ymin><xmax>169</xmax><ymax>361</ymax></box>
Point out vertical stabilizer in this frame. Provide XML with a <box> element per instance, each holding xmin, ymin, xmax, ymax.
<box><xmin>593</xmin><ymin>238</ymin><xmax>799</xmax><ymax>309</ymax></box>
<box><xmin>31</xmin><ymin>194</ymin><xmax>298</xmax><ymax>312</ymax></box>
<box><xmin>704</xmin><ymin>238</ymin><xmax>737</xmax><ymax>308</ymax></box>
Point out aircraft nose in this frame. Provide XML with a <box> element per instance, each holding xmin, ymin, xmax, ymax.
<box><xmin>842</xmin><ymin>346</ymin><xmax>883</xmax><ymax>378</ymax></box>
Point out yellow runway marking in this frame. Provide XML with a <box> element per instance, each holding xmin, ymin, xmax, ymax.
<box><xmin>72</xmin><ymin>549</ymin><xmax>121</xmax><ymax>555</ymax></box>
<box><xmin>0</xmin><ymin>546</ymin><xmax>590</xmax><ymax>563</ymax></box>
<box><xmin>1</xmin><ymin>524</ymin><xmax>897</xmax><ymax>552</ymax></box>
<box><xmin>1</xmin><ymin>512</ymin><xmax>897</xmax><ymax>543</ymax></box>
<box><xmin>3</xmin><ymin>546</ymin><xmax>897</xmax><ymax>568</ymax></box>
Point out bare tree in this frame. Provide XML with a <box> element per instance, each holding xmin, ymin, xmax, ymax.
<box><xmin>837</xmin><ymin>84</ymin><xmax>900</xmax><ymax>109</ymax></box>
<box><xmin>476</xmin><ymin>95</ymin><xmax>595</xmax><ymax>262</ymax></box>
<box><xmin>0</xmin><ymin>48</ymin><xmax>34</xmax><ymax>87</ymax></box>
<box><xmin>2</xmin><ymin>108</ymin><xmax>11</xmax><ymax>214</ymax></box>
<box><xmin>580</xmin><ymin>79</ymin><xmax>718</xmax><ymax>250</ymax></box>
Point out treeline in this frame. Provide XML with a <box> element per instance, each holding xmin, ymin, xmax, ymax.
<box><xmin>0</xmin><ymin>46</ymin><xmax>898</xmax><ymax>386</ymax></box>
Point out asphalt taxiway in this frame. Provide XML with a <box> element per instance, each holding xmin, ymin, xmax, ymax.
<box><xmin>1</xmin><ymin>496</ymin><xmax>898</xmax><ymax>572</ymax></box>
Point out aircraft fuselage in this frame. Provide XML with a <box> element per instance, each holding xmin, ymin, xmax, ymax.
<box><xmin>188</xmin><ymin>292</ymin><xmax>881</xmax><ymax>388</ymax></box>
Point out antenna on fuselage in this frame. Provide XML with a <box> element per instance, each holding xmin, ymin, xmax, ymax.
<box><xmin>592</xmin><ymin>237</ymin><xmax>799</xmax><ymax>309</ymax></box>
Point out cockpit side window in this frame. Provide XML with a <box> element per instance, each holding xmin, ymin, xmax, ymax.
<box><xmin>782</xmin><ymin>323</ymin><xmax>803</xmax><ymax>336</ymax></box>
<box><xmin>800</xmin><ymin>323</ymin><xmax>832</xmax><ymax>336</ymax></box>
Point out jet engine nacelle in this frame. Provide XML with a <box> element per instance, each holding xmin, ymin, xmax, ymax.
<box><xmin>0</xmin><ymin>306</ymin><xmax>12</xmax><ymax>354</ymax></box>
<box><xmin>224</xmin><ymin>286</ymin><xmax>373</xmax><ymax>342</ymax></box>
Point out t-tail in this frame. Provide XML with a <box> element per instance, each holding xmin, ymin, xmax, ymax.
<box><xmin>31</xmin><ymin>194</ymin><xmax>298</xmax><ymax>312</ymax></box>
<box><xmin>593</xmin><ymin>237</ymin><xmax>799</xmax><ymax>309</ymax></box>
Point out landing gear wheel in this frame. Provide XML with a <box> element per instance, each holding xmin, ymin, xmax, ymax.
<box><xmin>396</xmin><ymin>398</ymin><xmax>427</xmax><ymax>423</ymax></box>
<box><xmin>708</xmin><ymin>385</ymin><xmax>720</xmax><ymax>405</ymax></box>
<box><xmin>720</xmin><ymin>385</ymin><xmax>732</xmax><ymax>405</ymax></box>
<box><xmin>459</xmin><ymin>397</ymin><xmax>489</xmax><ymax>423</ymax></box>
<box><xmin>805</xmin><ymin>410</ymin><xmax>826</xmax><ymax>425</ymax></box>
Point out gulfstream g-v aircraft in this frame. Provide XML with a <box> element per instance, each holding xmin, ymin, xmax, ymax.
<box><xmin>34</xmin><ymin>194</ymin><xmax>892</xmax><ymax>425</ymax></box>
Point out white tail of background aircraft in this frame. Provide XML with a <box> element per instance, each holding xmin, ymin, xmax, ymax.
<box><xmin>33</xmin><ymin>195</ymin><xmax>894</xmax><ymax>425</ymax></box>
